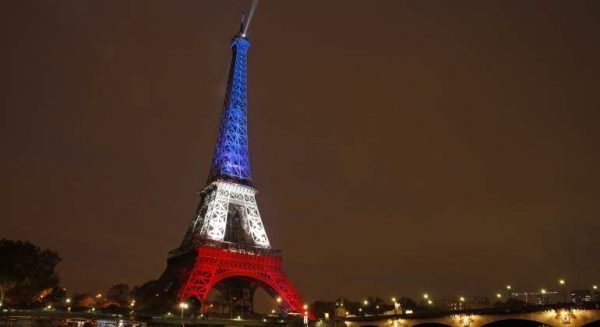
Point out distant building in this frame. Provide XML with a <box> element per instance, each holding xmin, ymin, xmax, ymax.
<box><xmin>570</xmin><ymin>290</ymin><xmax>592</xmax><ymax>303</ymax></box>
<box><xmin>439</xmin><ymin>296</ymin><xmax>490</xmax><ymax>311</ymax></box>
<box><xmin>334</xmin><ymin>299</ymin><xmax>347</xmax><ymax>318</ymax></box>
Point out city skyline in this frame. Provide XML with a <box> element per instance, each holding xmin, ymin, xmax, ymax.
<box><xmin>2</xmin><ymin>0</ymin><xmax>599</xmax><ymax>303</ymax></box>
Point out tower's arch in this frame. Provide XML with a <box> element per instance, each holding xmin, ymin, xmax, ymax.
<box><xmin>178</xmin><ymin>245</ymin><xmax>304</xmax><ymax>314</ymax></box>
<box><xmin>209</xmin><ymin>269</ymin><xmax>300</xmax><ymax>312</ymax></box>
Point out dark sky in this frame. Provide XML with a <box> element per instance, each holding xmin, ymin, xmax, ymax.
<box><xmin>2</xmin><ymin>0</ymin><xmax>600</xmax><ymax>304</ymax></box>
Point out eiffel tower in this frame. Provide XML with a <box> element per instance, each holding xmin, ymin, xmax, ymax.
<box><xmin>154</xmin><ymin>17</ymin><xmax>305</xmax><ymax>316</ymax></box>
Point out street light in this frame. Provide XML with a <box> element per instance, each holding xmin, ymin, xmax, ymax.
<box><xmin>363</xmin><ymin>300</ymin><xmax>368</xmax><ymax>306</ymax></box>
<box><xmin>423</xmin><ymin>293</ymin><xmax>429</xmax><ymax>299</ymax></box>
<box><xmin>559</xmin><ymin>279</ymin><xmax>566</xmax><ymax>303</ymax></box>
<box><xmin>391</xmin><ymin>297</ymin><xmax>400</xmax><ymax>313</ymax></box>
<box><xmin>496</xmin><ymin>293</ymin><xmax>502</xmax><ymax>299</ymax></box>
<box><xmin>540</xmin><ymin>289</ymin><xmax>547</xmax><ymax>305</ymax></box>
<box><xmin>303</xmin><ymin>304</ymin><xmax>309</xmax><ymax>326</ymax></box>
<box><xmin>179</xmin><ymin>302</ymin><xmax>189</xmax><ymax>322</ymax></box>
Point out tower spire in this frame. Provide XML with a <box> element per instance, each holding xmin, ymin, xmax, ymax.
<box><xmin>207</xmin><ymin>30</ymin><xmax>252</xmax><ymax>186</ymax></box>
<box><xmin>239</xmin><ymin>12</ymin><xmax>246</xmax><ymax>37</ymax></box>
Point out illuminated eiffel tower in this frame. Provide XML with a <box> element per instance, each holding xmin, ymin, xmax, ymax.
<box><xmin>155</xmin><ymin>16</ymin><xmax>305</xmax><ymax>316</ymax></box>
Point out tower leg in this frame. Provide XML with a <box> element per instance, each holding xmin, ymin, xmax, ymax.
<box><xmin>178</xmin><ymin>250</ymin><xmax>218</xmax><ymax>304</ymax></box>
<box><xmin>178</xmin><ymin>246</ymin><xmax>304</xmax><ymax>314</ymax></box>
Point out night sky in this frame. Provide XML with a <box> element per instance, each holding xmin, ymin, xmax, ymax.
<box><xmin>2</xmin><ymin>0</ymin><xmax>600</xmax><ymax>304</ymax></box>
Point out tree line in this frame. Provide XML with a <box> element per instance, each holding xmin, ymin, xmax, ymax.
<box><xmin>0</xmin><ymin>238</ymin><xmax>536</xmax><ymax>317</ymax></box>
<box><xmin>0</xmin><ymin>239</ymin><xmax>149</xmax><ymax>312</ymax></box>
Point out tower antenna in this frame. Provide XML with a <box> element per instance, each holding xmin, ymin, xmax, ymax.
<box><xmin>241</xmin><ymin>0</ymin><xmax>260</xmax><ymax>37</ymax></box>
<box><xmin>239</xmin><ymin>12</ymin><xmax>246</xmax><ymax>36</ymax></box>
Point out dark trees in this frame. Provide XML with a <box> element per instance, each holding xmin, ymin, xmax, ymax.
<box><xmin>131</xmin><ymin>280</ymin><xmax>175</xmax><ymax>313</ymax></box>
<box><xmin>106</xmin><ymin>283</ymin><xmax>132</xmax><ymax>307</ymax></box>
<box><xmin>0</xmin><ymin>239</ymin><xmax>61</xmax><ymax>307</ymax></box>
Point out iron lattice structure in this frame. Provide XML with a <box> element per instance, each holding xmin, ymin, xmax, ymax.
<box><xmin>180</xmin><ymin>180</ymin><xmax>270</xmax><ymax>248</ymax></box>
<box><xmin>156</xmin><ymin>26</ymin><xmax>305</xmax><ymax>317</ymax></box>
<box><xmin>179</xmin><ymin>245</ymin><xmax>304</xmax><ymax>314</ymax></box>
<box><xmin>208</xmin><ymin>36</ymin><xmax>252</xmax><ymax>186</ymax></box>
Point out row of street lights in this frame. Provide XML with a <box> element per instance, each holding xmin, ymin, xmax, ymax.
<box><xmin>354</xmin><ymin>280</ymin><xmax>598</xmax><ymax>314</ymax></box>
<box><xmin>177</xmin><ymin>296</ymin><xmax>309</xmax><ymax>323</ymax></box>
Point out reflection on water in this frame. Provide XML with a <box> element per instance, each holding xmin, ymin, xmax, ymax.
<box><xmin>0</xmin><ymin>318</ymin><xmax>146</xmax><ymax>327</ymax></box>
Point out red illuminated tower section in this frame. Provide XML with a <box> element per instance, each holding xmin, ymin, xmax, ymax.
<box><xmin>156</xmin><ymin>19</ymin><xmax>305</xmax><ymax>316</ymax></box>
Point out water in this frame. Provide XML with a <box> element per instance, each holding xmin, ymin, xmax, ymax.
<box><xmin>0</xmin><ymin>317</ymin><xmax>146</xmax><ymax>327</ymax></box>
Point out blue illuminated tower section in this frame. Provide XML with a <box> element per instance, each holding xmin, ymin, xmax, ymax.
<box><xmin>208</xmin><ymin>36</ymin><xmax>252</xmax><ymax>186</ymax></box>
<box><xmin>178</xmin><ymin>28</ymin><xmax>270</xmax><ymax>249</ymax></box>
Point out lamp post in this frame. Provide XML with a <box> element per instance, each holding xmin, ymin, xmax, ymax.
<box><xmin>391</xmin><ymin>297</ymin><xmax>400</xmax><ymax>314</ymax></box>
<box><xmin>303</xmin><ymin>304</ymin><xmax>308</xmax><ymax>326</ymax></box>
<box><xmin>230</xmin><ymin>297</ymin><xmax>236</xmax><ymax>319</ymax></box>
<box><xmin>275</xmin><ymin>297</ymin><xmax>282</xmax><ymax>316</ymax></box>
<box><xmin>559</xmin><ymin>279</ymin><xmax>566</xmax><ymax>303</ymax></box>
<box><xmin>179</xmin><ymin>302</ymin><xmax>189</xmax><ymax>325</ymax></box>
<box><xmin>541</xmin><ymin>289</ymin><xmax>547</xmax><ymax>305</ymax></box>
<box><xmin>423</xmin><ymin>294</ymin><xmax>432</xmax><ymax>309</ymax></box>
